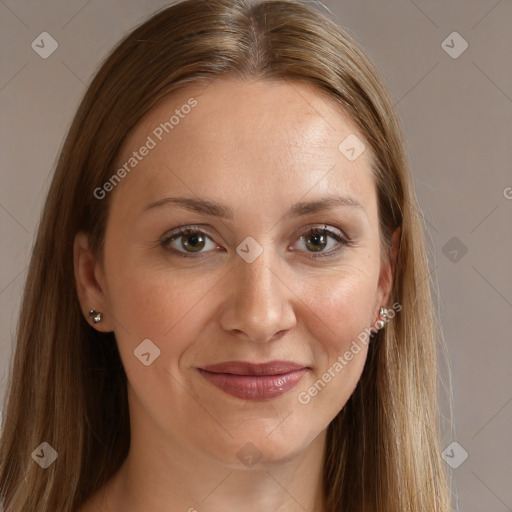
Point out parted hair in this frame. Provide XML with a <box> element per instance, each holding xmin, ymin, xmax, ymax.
<box><xmin>0</xmin><ymin>0</ymin><xmax>451</xmax><ymax>510</ymax></box>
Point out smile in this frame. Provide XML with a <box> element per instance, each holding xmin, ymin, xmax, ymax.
<box><xmin>197</xmin><ymin>361</ymin><xmax>309</xmax><ymax>400</ymax></box>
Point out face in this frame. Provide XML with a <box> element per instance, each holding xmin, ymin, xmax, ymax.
<box><xmin>75</xmin><ymin>78</ymin><xmax>396</xmax><ymax>467</ymax></box>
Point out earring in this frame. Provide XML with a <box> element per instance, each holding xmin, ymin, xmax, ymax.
<box><xmin>88</xmin><ymin>308</ymin><xmax>103</xmax><ymax>324</ymax></box>
<box><xmin>375</xmin><ymin>307</ymin><xmax>388</xmax><ymax>330</ymax></box>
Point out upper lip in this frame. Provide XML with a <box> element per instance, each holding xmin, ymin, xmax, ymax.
<box><xmin>199</xmin><ymin>360</ymin><xmax>307</xmax><ymax>376</ymax></box>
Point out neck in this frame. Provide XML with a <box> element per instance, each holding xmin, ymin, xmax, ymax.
<box><xmin>95</xmin><ymin>408</ymin><xmax>327</xmax><ymax>512</ymax></box>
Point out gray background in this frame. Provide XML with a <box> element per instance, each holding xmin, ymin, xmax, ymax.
<box><xmin>1</xmin><ymin>1</ymin><xmax>511</xmax><ymax>510</ymax></box>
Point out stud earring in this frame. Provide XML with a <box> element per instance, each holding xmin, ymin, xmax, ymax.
<box><xmin>88</xmin><ymin>308</ymin><xmax>102</xmax><ymax>324</ymax></box>
<box><xmin>375</xmin><ymin>307</ymin><xmax>389</xmax><ymax>330</ymax></box>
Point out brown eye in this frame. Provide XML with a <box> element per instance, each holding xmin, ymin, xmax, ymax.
<box><xmin>180</xmin><ymin>230</ymin><xmax>206</xmax><ymax>252</ymax></box>
<box><xmin>160</xmin><ymin>226</ymin><xmax>219</xmax><ymax>257</ymax></box>
<box><xmin>293</xmin><ymin>226</ymin><xmax>350</xmax><ymax>258</ymax></box>
<box><xmin>304</xmin><ymin>231</ymin><xmax>328</xmax><ymax>252</ymax></box>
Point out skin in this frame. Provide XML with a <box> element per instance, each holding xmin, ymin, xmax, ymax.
<box><xmin>75</xmin><ymin>78</ymin><xmax>400</xmax><ymax>512</ymax></box>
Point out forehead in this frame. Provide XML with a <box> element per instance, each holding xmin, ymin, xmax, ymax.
<box><xmin>110</xmin><ymin>78</ymin><xmax>376</xmax><ymax>217</ymax></box>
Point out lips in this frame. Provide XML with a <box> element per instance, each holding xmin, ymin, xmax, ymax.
<box><xmin>197</xmin><ymin>360</ymin><xmax>308</xmax><ymax>400</ymax></box>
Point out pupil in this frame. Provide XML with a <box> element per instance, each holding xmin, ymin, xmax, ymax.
<box><xmin>307</xmin><ymin>232</ymin><xmax>326</xmax><ymax>252</ymax></box>
<box><xmin>182</xmin><ymin>232</ymin><xmax>205</xmax><ymax>252</ymax></box>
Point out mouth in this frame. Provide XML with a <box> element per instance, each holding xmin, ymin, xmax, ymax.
<box><xmin>197</xmin><ymin>360</ymin><xmax>309</xmax><ymax>400</ymax></box>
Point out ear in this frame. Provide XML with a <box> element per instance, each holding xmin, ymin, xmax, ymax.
<box><xmin>375</xmin><ymin>226</ymin><xmax>401</xmax><ymax>316</ymax></box>
<box><xmin>74</xmin><ymin>232</ymin><xmax>114</xmax><ymax>332</ymax></box>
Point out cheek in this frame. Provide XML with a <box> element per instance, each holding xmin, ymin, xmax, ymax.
<box><xmin>291</xmin><ymin>264</ymin><xmax>378</xmax><ymax>415</ymax></box>
<box><xmin>102</xmin><ymin>253</ymin><xmax>224</xmax><ymax>374</ymax></box>
<box><xmin>294</xmin><ymin>261</ymin><xmax>380</xmax><ymax>351</ymax></box>
<box><xmin>105</xmin><ymin>249</ymin><xmax>380</xmax><ymax>354</ymax></box>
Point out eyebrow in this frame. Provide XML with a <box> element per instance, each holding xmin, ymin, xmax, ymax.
<box><xmin>142</xmin><ymin>193</ymin><xmax>365</xmax><ymax>219</ymax></box>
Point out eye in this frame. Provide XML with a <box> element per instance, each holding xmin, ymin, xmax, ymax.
<box><xmin>292</xmin><ymin>225</ymin><xmax>351</xmax><ymax>258</ymax></box>
<box><xmin>160</xmin><ymin>226</ymin><xmax>220</xmax><ymax>257</ymax></box>
<box><xmin>160</xmin><ymin>224</ymin><xmax>351</xmax><ymax>259</ymax></box>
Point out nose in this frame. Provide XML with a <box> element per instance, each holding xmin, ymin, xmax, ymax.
<box><xmin>219</xmin><ymin>247</ymin><xmax>297</xmax><ymax>343</ymax></box>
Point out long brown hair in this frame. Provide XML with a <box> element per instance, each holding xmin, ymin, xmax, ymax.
<box><xmin>0</xmin><ymin>0</ymin><xmax>452</xmax><ymax>510</ymax></box>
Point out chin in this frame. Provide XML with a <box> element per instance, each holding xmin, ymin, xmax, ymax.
<box><xmin>203</xmin><ymin>429</ymin><xmax>315</xmax><ymax>469</ymax></box>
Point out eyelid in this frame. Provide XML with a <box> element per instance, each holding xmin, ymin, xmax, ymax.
<box><xmin>159</xmin><ymin>223</ymin><xmax>352</xmax><ymax>258</ymax></box>
<box><xmin>160</xmin><ymin>224</ymin><xmax>223</xmax><ymax>258</ymax></box>
<box><xmin>290</xmin><ymin>223</ymin><xmax>349</xmax><ymax>244</ymax></box>
<box><xmin>288</xmin><ymin>224</ymin><xmax>352</xmax><ymax>258</ymax></box>
<box><xmin>160</xmin><ymin>224</ymin><xmax>219</xmax><ymax>244</ymax></box>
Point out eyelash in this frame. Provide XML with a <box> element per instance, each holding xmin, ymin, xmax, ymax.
<box><xmin>159</xmin><ymin>224</ymin><xmax>352</xmax><ymax>260</ymax></box>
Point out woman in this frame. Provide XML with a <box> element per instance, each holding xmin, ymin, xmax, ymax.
<box><xmin>0</xmin><ymin>0</ymin><xmax>452</xmax><ymax>510</ymax></box>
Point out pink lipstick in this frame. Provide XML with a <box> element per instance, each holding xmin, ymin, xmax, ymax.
<box><xmin>197</xmin><ymin>360</ymin><xmax>308</xmax><ymax>400</ymax></box>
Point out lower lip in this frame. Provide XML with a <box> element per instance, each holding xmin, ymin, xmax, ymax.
<box><xmin>198</xmin><ymin>368</ymin><xmax>308</xmax><ymax>400</ymax></box>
